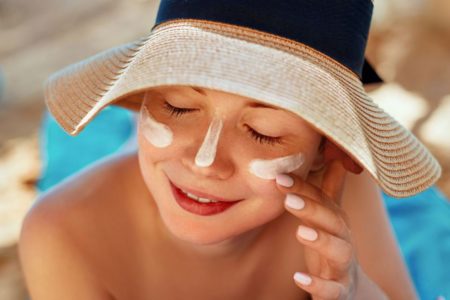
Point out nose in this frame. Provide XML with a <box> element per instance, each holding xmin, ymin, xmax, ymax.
<box><xmin>182</xmin><ymin>117</ymin><xmax>234</xmax><ymax>180</ymax></box>
<box><xmin>183</xmin><ymin>156</ymin><xmax>234</xmax><ymax>180</ymax></box>
<box><xmin>195</xmin><ymin>117</ymin><xmax>223</xmax><ymax>167</ymax></box>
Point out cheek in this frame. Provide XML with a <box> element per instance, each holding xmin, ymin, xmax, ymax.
<box><xmin>137</xmin><ymin>117</ymin><xmax>172</xmax><ymax>162</ymax></box>
<box><xmin>237</xmin><ymin>179</ymin><xmax>286</xmax><ymax>225</ymax></box>
<box><xmin>137</xmin><ymin>104</ymin><xmax>194</xmax><ymax>163</ymax></box>
<box><xmin>248</xmin><ymin>152</ymin><xmax>303</xmax><ymax>178</ymax></box>
<box><xmin>247</xmin><ymin>150</ymin><xmax>315</xmax><ymax>183</ymax></box>
<box><xmin>250</xmin><ymin>181</ymin><xmax>285</xmax><ymax>205</ymax></box>
<box><xmin>139</xmin><ymin>105</ymin><xmax>173</xmax><ymax>148</ymax></box>
<box><xmin>235</xmin><ymin>152</ymin><xmax>293</xmax><ymax>207</ymax></box>
<box><xmin>137</xmin><ymin>114</ymin><xmax>214</xmax><ymax>195</ymax></box>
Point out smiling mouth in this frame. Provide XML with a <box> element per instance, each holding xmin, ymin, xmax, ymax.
<box><xmin>169</xmin><ymin>180</ymin><xmax>243</xmax><ymax>203</ymax></box>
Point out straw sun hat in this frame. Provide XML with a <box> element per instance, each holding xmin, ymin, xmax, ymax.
<box><xmin>44</xmin><ymin>0</ymin><xmax>441</xmax><ymax>198</ymax></box>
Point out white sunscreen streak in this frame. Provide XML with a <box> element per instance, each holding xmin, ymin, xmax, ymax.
<box><xmin>140</xmin><ymin>105</ymin><xmax>173</xmax><ymax>148</ymax></box>
<box><xmin>248</xmin><ymin>152</ymin><xmax>305</xmax><ymax>179</ymax></box>
<box><xmin>195</xmin><ymin>117</ymin><xmax>224</xmax><ymax>167</ymax></box>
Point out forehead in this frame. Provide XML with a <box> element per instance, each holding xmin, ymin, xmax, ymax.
<box><xmin>149</xmin><ymin>85</ymin><xmax>283</xmax><ymax>110</ymax></box>
<box><xmin>146</xmin><ymin>85</ymin><xmax>322</xmax><ymax>138</ymax></box>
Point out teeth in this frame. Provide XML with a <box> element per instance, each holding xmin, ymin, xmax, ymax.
<box><xmin>182</xmin><ymin>189</ymin><xmax>219</xmax><ymax>203</ymax></box>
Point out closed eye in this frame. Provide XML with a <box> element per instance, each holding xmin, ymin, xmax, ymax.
<box><xmin>244</xmin><ymin>125</ymin><xmax>283</xmax><ymax>146</ymax></box>
<box><xmin>163</xmin><ymin>101</ymin><xmax>197</xmax><ymax>117</ymax></box>
<box><xmin>163</xmin><ymin>101</ymin><xmax>283</xmax><ymax>146</ymax></box>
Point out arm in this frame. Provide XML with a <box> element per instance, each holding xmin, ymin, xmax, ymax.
<box><xmin>341</xmin><ymin>170</ymin><xmax>420</xmax><ymax>300</ymax></box>
<box><xmin>18</xmin><ymin>196</ymin><xmax>112</xmax><ymax>300</ymax></box>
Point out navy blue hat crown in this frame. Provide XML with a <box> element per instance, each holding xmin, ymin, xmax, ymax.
<box><xmin>153</xmin><ymin>0</ymin><xmax>382</xmax><ymax>84</ymax></box>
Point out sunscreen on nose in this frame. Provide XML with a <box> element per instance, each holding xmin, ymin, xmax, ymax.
<box><xmin>140</xmin><ymin>105</ymin><xmax>173</xmax><ymax>148</ymax></box>
<box><xmin>195</xmin><ymin>117</ymin><xmax>224</xmax><ymax>167</ymax></box>
<box><xmin>248</xmin><ymin>152</ymin><xmax>305</xmax><ymax>179</ymax></box>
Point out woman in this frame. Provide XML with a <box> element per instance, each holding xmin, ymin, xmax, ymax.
<box><xmin>19</xmin><ymin>0</ymin><xmax>440</xmax><ymax>299</ymax></box>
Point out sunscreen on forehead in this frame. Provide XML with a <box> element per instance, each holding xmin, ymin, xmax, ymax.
<box><xmin>195</xmin><ymin>117</ymin><xmax>224</xmax><ymax>167</ymax></box>
<box><xmin>248</xmin><ymin>152</ymin><xmax>305</xmax><ymax>179</ymax></box>
<box><xmin>140</xmin><ymin>105</ymin><xmax>173</xmax><ymax>148</ymax></box>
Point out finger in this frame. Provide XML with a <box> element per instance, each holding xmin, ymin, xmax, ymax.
<box><xmin>275</xmin><ymin>173</ymin><xmax>323</xmax><ymax>204</ymax></box>
<box><xmin>293</xmin><ymin>271</ymin><xmax>346</xmax><ymax>300</ymax></box>
<box><xmin>321</xmin><ymin>159</ymin><xmax>347</xmax><ymax>205</ymax></box>
<box><xmin>296</xmin><ymin>225</ymin><xmax>354</xmax><ymax>276</ymax></box>
<box><xmin>284</xmin><ymin>193</ymin><xmax>350</xmax><ymax>239</ymax></box>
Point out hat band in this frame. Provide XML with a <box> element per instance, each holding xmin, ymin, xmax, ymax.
<box><xmin>153</xmin><ymin>0</ymin><xmax>373</xmax><ymax>77</ymax></box>
<box><xmin>152</xmin><ymin>18</ymin><xmax>363</xmax><ymax>84</ymax></box>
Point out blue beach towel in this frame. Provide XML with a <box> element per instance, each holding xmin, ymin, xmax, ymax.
<box><xmin>36</xmin><ymin>106</ymin><xmax>449</xmax><ymax>300</ymax></box>
<box><xmin>36</xmin><ymin>106</ymin><xmax>137</xmax><ymax>191</ymax></box>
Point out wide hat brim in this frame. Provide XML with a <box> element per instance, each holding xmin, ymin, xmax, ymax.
<box><xmin>44</xmin><ymin>19</ymin><xmax>442</xmax><ymax>198</ymax></box>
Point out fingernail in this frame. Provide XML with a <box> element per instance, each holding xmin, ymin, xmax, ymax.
<box><xmin>297</xmin><ymin>225</ymin><xmax>318</xmax><ymax>241</ymax></box>
<box><xmin>285</xmin><ymin>194</ymin><xmax>305</xmax><ymax>210</ymax></box>
<box><xmin>293</xmin><ymin>272</ymin><xmax>312</xmax><ymax>285</ymax></box>
<box><xmin>275</xmin><ymin>174</ymin><xmax>294</xmax><ymax>187</ymax></box>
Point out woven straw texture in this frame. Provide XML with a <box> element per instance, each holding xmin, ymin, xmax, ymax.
<box><xmin>44</xmin><ymin>19</ymin><xmax>442</xmax><ymax>198</ymax></box>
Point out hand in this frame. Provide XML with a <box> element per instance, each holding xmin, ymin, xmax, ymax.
<box><xmin>275</xmin><ymin>159</ymin><xmax>359</xmax><ymax>300</ymax></box>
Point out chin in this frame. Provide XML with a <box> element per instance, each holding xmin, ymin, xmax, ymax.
<box><xmin>158</xmin><ymin>197</ymin><xmax>285</xmax><ymax>247</ymax></box>
<box><xmin>163</xmin><ymin>218</ymin><xmax>240</xmax><ymax>246</ymax></box>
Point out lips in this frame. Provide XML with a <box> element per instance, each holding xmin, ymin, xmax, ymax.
<box><xmin>170</xmin><ymin>182</ymin><xmax>240</xmax><ymax>216</ymax></box>
<box><xmin>169</xmin><ymin>180</ymin><xmax>243</xmax><ymax>203</ymax></box>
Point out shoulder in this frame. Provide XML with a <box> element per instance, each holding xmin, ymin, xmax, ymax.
<box><xmin>18</xmin><ymin>200</ymin><xmax>113</xmax><ymax>299</ymax></box>
<box><xmin>20</xmin><ymin>150</ymin><xmax>142</xmax><ymax>241</ymax></box>
<box><xmin>341</xmin><ymin>169</ymin><xmax>419</xmax><ymax>299</ymax></box>
<box><xmin>28</xmin><ymin>150</ymin><xmax>139</xmax><ymax>222</ymax></box>
<box><xmin>18</xmin><ymin>151</ymin><xmax>140</xmax><ymax>299</ymax></box>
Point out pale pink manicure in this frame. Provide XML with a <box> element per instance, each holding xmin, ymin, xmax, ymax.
<box><xmin>297</xmin><ymin>225</ymin><xmax>318</xmax><ymax>241</ymax></box>
<box><xmin>285</xmin><ymin>194</ymin><xmax>305</xmax><ymax>210</ymax></box>
<box><xmin>275</xmin><ymin>173</ymin><xmax>294</xmax><ymax>187</ymax></box>
<box><xmin>293</xmin><ymin>272</ymin><xmax>312</xmax><ymax>285</ymax></box>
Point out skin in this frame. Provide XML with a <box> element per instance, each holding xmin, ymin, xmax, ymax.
<box><xmin>137</xmin><ymin>85</ymin><xmax>324</xmax><ymax>251</ymax></box>
<box><xmin>276</xmin><ymin>161</ymin><xmax>386</xmax><ymax>299</ymax></box>
<box><xmin>193</xmin><ymin>115</ymin><xmax>223</xmax><ymax>168</ymax></box>
<box><xmin>18</xmin><ymin>85</ymin><xmax>420</xmax><ymax>300</ymax></box>
<box><xmin>248</xmin><ymin>152</ymin><xmax>306</xmax><ymax>179</ymax></box>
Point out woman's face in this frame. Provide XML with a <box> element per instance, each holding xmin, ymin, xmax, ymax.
<box><xmin>137</xmin><ymin>85</ymin><xmax>323</xmax><ymax>246</ymax></box>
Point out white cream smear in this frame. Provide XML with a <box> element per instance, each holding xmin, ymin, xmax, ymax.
<box><xmin>195</xmin><ymin>117</ymin><xmax>224</xmax><ymax>167</ymax></box>
<box><xmin>248</xmin><ymin>152</ymin><xmax>305</xmax><ymax>180</ymax></box>
<box><xmin>140</xmin><ymin>105</ymin><xmax>173</xmax><ymax>148</ymax></box>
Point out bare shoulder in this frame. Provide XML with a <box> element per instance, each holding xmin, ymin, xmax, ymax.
<box><xmin>30</xmin><ymin>151</ymin><xmax>139</xmax><ymax>214</ymax></box>
<box><xmin>341</xmin><ymin>170</ymin><xmax>419</xmax><ymax>299</ymax></box>
<box><xmin>26</xmin><ymin>154</ymin><xmax>142</xmax><ymax>226</ymax></box>
<box><xmin>18</xmin><ymin>151</ymin><xmax>141</xmax><ymax>299</ymax></box>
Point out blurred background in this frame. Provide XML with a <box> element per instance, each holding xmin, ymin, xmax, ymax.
<box><xmin>0</xmin><ymin>0</ymin><xmax>449</xmax><ymax>299</ymax></box>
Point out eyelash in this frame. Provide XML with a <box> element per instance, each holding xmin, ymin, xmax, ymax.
<box><xmin>244</xmin><ymin>125</ymin><xmax>283</xmax><ymax>146</ymax></box>
<box><xmin>163</xmin><ymin>101</ymin><xmax>197</xmax><ymax>117</ymax></box>
<box><xmin>162</xmin><ymin>101</ymin><xmax>283</xmax><ymax>146</ymax></box>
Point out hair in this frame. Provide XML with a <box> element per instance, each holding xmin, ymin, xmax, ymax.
<box><xmin>318</xmin><ymin>135</ymin><xmax>326</xmax><ymax>153</ymax></box>
<box><xmin>309</xmin><ymin>135</ymin><xmax>327</xmax><ymax>174</ymax></box>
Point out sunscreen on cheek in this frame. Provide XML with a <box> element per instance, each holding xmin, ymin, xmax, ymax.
<box><xmin>248</xmin><ymin>152</ymin><xmax>305</xmax><ymax>179</ymax></box>
<box><xmin>195</xmin><ymin>117</ymin><xmax>224</xmax><ymax>167</ymax></box>
<box><xmin>140</xmin><ymin>105</ymin><xmax>173</xmax><ymax>148</ymax></box>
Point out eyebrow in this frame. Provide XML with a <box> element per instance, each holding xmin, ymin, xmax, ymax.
<box><xmin>191</xmin><ymin>86</ymin><xmax>208</xmax><ymax>96</ymax></box>
<box><xmin>190</xmin><ymin>86</ymin><xmax>281</xmax><ymax>110</ymax></box>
